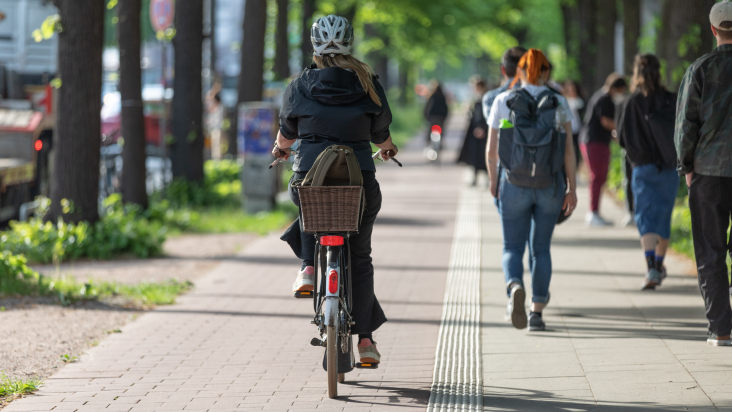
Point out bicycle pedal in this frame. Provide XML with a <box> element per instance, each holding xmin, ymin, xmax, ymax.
<box><xmin>310</xmin><ymin>337</ymin><xmax>325</xmax><ymax>347</ymax></box>
<box><xmin>294</xmin><ymin>290</ymin><xmax>313</xmax><ymax>299</ymax></box>
<box><xmin>355</xmin><ymin>362</ymin><xmax>379</xmax><ymax>369</ymax></box>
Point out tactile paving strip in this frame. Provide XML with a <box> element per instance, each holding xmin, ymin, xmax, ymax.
<box><xmin>427</xmin><ymin>189</ymin><xmax>483</xmax><ymax>412</ymax></box>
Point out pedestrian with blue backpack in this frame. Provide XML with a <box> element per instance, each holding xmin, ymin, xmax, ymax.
<box><xmin>486</xmin><ymin>49</ymin><xmax>578</xmax><ymax>331</ymax></box>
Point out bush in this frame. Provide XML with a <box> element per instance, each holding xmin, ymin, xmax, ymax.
<box><xmin>670</xmin><ymin>197</ymin><xmax>694</xmax><ymax>259</ymax></box>
<box><xmin>161</xmin><ymin>160</ymin><xmax>242</xmax><ymax>208</ymax></box>
<box><xmin>0</xmin><ymin>195</ymin><xmax>167</xmax><ymax>264</ymax></box>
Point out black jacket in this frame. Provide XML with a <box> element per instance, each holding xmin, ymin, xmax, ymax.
<box><xmin>424</xmin><ymin>88</ymin><xmax>449</xmax><ymax>119</ymax></box>
<box><xmin>279</xmin><ymin>66</ymin><xmax>392</xmax><ymax>172</ymax></box>
<box><xmin>616</xmin><ymin>90</ymin><xmax>677</xmax><ymax>168</ymax></box>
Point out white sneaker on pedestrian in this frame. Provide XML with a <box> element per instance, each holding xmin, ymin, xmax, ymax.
<box><xmin>621</xmin><ymin>214</ymin><xmax>636</xmax><ymax>227</ymax></box>
<box><xmin>505</xmin><ymin>284</ymin><xmax>527</xmax><ymax>330</ymax></box>
<box><xmin>585</xmin><ymin>212</ymin><xmax>613</xmax><ymax>227</ymax></box>
<box><xmin>292</xmin><ymin>267</ymin><xmax>314</xmax><ymax>293</ymax></box>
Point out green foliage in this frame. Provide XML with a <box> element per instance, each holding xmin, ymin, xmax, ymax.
<box><xmin>59</xmin><ymin>354</ymin><xmax>78</xmax><ymax>363</ymax></box>
<box><xmin>0</xmin><ymin>373</ymin><xmax>41</xmax><ymax>397</ymax></box>
<box><xmin>606</xmin><ymin>144</ymin><xmax>626</xmax><ymax>200</ymax></box>
<box><xmin>0</xmin><ymin>251</ymin><xmax>192</xmax><ymax>305</ymax></box>
<box><xmin>670</xmin><ymin>198</ymin><xmax>694</xmax><ymax>259</ymax></box>
<box><xmin>388</xmin><ymin>104</ymin><xmax>423</xmax><ymax>147</ymax></box>
<box><xmin>31</xmin><ymin>14</ymin><xmax>62</xmax><ymax>43</ymax></box>
<box><xmin>160</xmin><ymin>160</ymin><xmax>243</xmax><ymax>208</ymax></box>
<box><xmin>0</xmin><ymin>195</ymin><xmax>169</xmax><ymax>264</ymax></box>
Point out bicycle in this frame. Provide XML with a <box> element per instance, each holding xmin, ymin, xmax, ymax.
<box><xmin>425</xmin><ymin>124</ymin><xmax>442</xmax><ymax>165</ymax></box>
<box><xmin>282</xmin><ymin>149</ymin><xmax>398</xmax><ymax>399</ymax></box>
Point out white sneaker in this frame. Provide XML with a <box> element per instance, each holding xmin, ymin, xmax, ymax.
<box><xmin>505</xmin><ymin>284</ymin><xmax>527</xmax><ymax>330</ymax></box>
<box><xmin>585</xmin><ymin>212</ymin><xmax>612</xmax><ymax>227</ymax></box>
<box><xmin>292</xmin><ymin>267</ymin><xmax>314</xmax><ymax>293</ymax></box>
<box><xmin>621</xmin><ymin>214</ymin><xmax>636</xmax><ymax>227</ymax></box>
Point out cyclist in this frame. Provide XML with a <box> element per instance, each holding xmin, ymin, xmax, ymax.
<box><xmin>273</xmin><ymin>15</ymin><xmax>396</xmax><ymax>364</ymax></box>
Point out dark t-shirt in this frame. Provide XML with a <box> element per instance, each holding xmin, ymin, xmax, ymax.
<box><xmin>583</xmin><ymin>93</ymin><xmax>615</xmax><ymax>145</ymax></box>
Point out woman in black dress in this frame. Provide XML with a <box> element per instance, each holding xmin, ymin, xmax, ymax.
<box><xmin>458</xmin><ymin>77</ymin><xmax>489</xmax><ymax>186</ymax></box>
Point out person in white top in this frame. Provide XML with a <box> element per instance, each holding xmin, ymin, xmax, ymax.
<box><xmin>485</xmin><ymin>49</ymin><xmax>578</xmax><ymax>332</ymax></box>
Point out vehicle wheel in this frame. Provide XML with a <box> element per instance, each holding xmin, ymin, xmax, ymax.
<box><xmin>327</xmin><ymin>325</ymin><xmax>338</xmax><ymax>398</ymax></box>
<box><xmin>338</xmin><ymin>373</ymin><xmax>345</xmax><ymax>383</ymax></box>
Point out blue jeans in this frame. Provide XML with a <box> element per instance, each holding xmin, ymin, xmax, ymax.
<box><xmin>498</xmin><ymin>174</ymin><xmax>565</xmax><ymax>303</ymax></box>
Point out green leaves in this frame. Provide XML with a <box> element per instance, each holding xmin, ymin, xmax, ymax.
<box><xmin>31</xmin><ymin>14</ymin><xmax>62</xmax><ymax>43</ymax></box>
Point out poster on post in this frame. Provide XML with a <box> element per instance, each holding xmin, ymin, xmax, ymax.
<box><xmin>237</xmin><ymin>103</ymin><xmax>278</xmax><ymax>156</ymax></box>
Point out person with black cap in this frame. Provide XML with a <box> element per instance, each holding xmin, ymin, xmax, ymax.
<box><xmin>675</xmin><ymin>0</ymin><xmax>732</xmax><ymax>347</ymax></box>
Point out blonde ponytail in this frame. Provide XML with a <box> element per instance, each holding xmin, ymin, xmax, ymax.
<box><xmin>313</xmin><ymin>54</ymin><xmax>382</xmax><ymax>106</ymax></box>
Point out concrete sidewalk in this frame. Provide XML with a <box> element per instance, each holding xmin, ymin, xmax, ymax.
<box><xmin>480</xmin><ymin>181</ymin><xmax>732</xmax><ymax>411</ymax></box>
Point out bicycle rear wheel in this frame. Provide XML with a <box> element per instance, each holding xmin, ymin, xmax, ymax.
<box><xmin>327</xmin><ymin>325</ymin><xmax>338</xmax><ymax>398</ymax></box>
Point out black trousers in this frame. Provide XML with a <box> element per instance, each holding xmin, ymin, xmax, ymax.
<box><xmin>288</xmin><ymin>171</ymin><xmax>387</xmax><ymax>335</ymax></box>
<box><xmin>624</xmin><ymin>156</ymin><xmax>634</xmax><ymax>213</ymax></box>
<box><xmin>689</xmin><ymin>173</ymin><xmax>732</xmax><ymax>336</ymax></box>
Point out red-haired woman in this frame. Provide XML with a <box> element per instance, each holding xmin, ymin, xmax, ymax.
<box><xmin>486</xmin><ymin>49</ymin><xmax>578</xmax><ymax>332</ymax></box>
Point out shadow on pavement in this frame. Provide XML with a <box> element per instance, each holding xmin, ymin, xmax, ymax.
<box><xmin>553</xmin><ymin>237</ymin><xmax>642</xmax><ymax>250</ymax></box>
<box><xmin>375</xmin><ymin>216</ymin><xmax>446</xmax><ymax>227</ymax></box>
<box><xmin>336</xmin><ymin>380</ymin><xmax>431</xmax><ymax>408</ymax></box>
<box><xmin>482</xmin><ymin>386</ymin><xmax>702</xmax><ymax>411</ymax></box>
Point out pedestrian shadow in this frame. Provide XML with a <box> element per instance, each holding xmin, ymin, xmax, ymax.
<box><xmin>482</xmin><ymin>386</ymin><xmax>702</xmax><ymax>411</ymax></box>
<box><xmin>552</xmin><ymin>237</ymin><xmax>641</xmax><ymax>250</ymax></box>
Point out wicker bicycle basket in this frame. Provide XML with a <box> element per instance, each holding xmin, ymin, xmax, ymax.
<box><xmin>298</xmin><ymin>186</ymin><xmax>364</xmax><ymax>234</ymax></box>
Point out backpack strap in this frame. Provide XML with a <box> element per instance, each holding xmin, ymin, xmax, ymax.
<box><xmin>341</xmin><ymin>146</ymin><xmax>363</xmax><ymax>186</ymax></box>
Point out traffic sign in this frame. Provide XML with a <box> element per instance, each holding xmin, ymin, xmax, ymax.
<box><xmin>150</xmin><ymin>0</ymin><xmax>175</xmax><ymax>32</ymax></box>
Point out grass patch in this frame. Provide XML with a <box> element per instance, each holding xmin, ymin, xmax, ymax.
<box><xmin>0</xmin><ymin>251</ymin><xmax>192</xmax><ymax>306</ymax></box>
<box><xmin>183</xmin><ymin>205</ymin><xmax>297</xmax><ymax>235</ymax></box>
<box><xmin>0</xmin><ymin>373</ymin><xmax>42</xmax><ymax>398</ymax></box>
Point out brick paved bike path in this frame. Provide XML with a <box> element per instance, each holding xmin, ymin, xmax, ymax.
<box><xmin>5</xmin><ymin>126</ymin><xmax>466</xmax><ymax>412</ymax></box>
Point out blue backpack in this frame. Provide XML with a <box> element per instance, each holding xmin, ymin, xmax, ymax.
<box><xmin>498</xmin><ymin>89</ymin><xmax>565</xmax><ymax>189</ymax></box>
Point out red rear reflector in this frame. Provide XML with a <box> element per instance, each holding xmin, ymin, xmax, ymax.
<box><xmin>34</xmin><ymin>140</ymin><xmax>43</xmax><ymax>151</ymax></box>
<box><xmin>431</xmin><ymin>125</ymin><xmax>442</xmax><ymax>134</ymax></box>
<box><xmin>328</xmin><ymin>270</ymin><xmax>338</xmax><ymax>293</ymax></box>
<box><xmin>320</xmin><ymin>236</ymin><xmax>344</xmax><ymax>246</ymax></box>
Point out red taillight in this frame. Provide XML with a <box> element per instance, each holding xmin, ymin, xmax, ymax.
<box><xmin>34</xmin><ymin>140</ymin><xmax>43</xmax><ymax>151</ymax></box>
<box><xmin>328</xmin><ymin>269</ymin><xmax>338</xmax><ymax>293</ymax></box>
<box><xmin>320</xmin><ymin>235</ymin><xmax>344</xmax><ymax>246</ymax></box>
<box><xmin>431</xmin><ymin>125</ymin><xmax>442</xmax><ymax>134</ymax></box>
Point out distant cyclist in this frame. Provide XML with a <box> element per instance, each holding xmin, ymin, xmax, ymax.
<box><xmin>275</xmin><ymin>15</ymin><xmax>397</xmax><ymax>364</ymax></box>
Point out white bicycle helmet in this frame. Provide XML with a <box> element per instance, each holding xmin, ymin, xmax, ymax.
<box><xmin>311</xmin><ymin>15</ymin><xmax>354</xmax><ymax>57</ymax></box>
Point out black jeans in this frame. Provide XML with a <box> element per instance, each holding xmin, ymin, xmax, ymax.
<box><xmin>624</xmin><ymin>156</ymin><xmax>634</xmax><ymax>213</ymax></box>
<box><xmin>689</xmin><ymin>173</ymin><xmax>732</xmax><ymax>336</ymax></box>
<box><xmin>288</xmin><ymin>171</ymin><xmax>387</xmax><ymax>335</ymax></box>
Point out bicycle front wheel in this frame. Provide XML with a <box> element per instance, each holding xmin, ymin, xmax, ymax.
<box><xmin>327</xmin><ymin>325</ymin><xmax>338</xmax><ymax>398</ymax></box>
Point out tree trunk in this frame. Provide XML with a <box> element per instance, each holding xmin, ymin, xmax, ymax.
<box><xmin>398</xmin><ymin>61</ymin><xmax>410</xmax><ymax>105</ymax></box>
<box><xmin>239</xmin><ymin>0</ymin><xmax>266</xmax><ymax>103</ymax></box>
<box><xmin>561</xmin><ymin>1</ymin><xmax>580</xmax><ymax>81</ymax></box>
<box><xmin>49</xmin><ymin>0</ymin><xmax>104</xmax><ymax>223</ymax></box>
<box><xmin>300</xmin><ymin>0</ymin><xmax>316</xmax><ymax>69</ymax></box>
<box><xmin>339</xmin><ymin>4</ymin><xmax>357</xmax><ymax>26</ymax></box>
<box><xmin>577</xmin><ymin>0</ymin><xmax>598</xmax><ymax>94</ymax></box>
<box><xmin>657</xmin><ymin>0</ymin><xmax>716</xmax><ymax>89</ymax></box>
<box><xmin>594</xmin><ymin>0</ymin><xmax>617</xmax><ymax>91</ymax></box>
<box><xmin>118</xmin><ymin>0</ymin><xmax>148</xmax><ymax>209</ymax></box>
<box><xmin>622</xmin><ymin>0</ymin><xmax>641</xmax><ymax>76</ymax></box>
<box><xmin>364</xmin><ymin>24</ymin><xmax>388</xmax><ymax>88</ymax></box>
<box><xmin>171</xmin><ymin>0</ymin><xmax>204</xmax><ymax>181</ymax></box>
<box><xmin>273</xmin><ymin>0</ymin><xmax>290</xmax><ymax>80</ymax></box>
